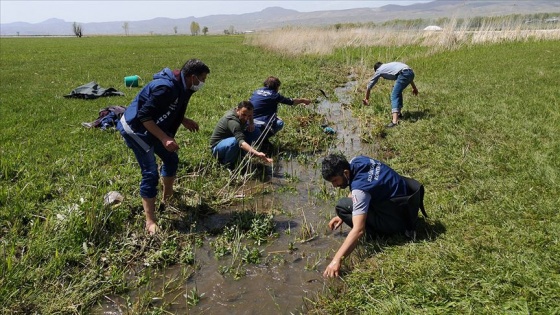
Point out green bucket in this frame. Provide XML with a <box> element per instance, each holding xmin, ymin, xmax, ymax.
<box><xmin>124</xmin><ymin>75</ymin><xmax>139</xmax><ymax>87</ymax></box>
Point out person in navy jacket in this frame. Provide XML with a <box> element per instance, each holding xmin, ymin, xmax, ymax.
<box><xmin>117</xmin><ymin>59</ymin><xmax>210</xmax><ymax>235</ymax></box>
<box><xmin>321</xmin><ymin>153</ymin><xmax>414</xmax><ymax>278</ymax></box>
<box><xmin>249</xmin><ymin>76</ymin><xmax>311</xmax><ymax>139</ymax></box>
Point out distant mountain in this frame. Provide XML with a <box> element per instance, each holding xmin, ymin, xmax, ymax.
<box><xmin>1</xmin><ymin>0</ymin><xmax>559</xmax><ymax>36</ymax></box>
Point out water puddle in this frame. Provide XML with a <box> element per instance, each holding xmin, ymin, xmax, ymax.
<box><xmin>95</xmin><ymin>79</ymin><xmax>376</xmax><ymax>314</ymax></box>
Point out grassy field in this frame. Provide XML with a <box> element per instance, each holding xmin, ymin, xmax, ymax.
<box><xmin>1</xmin><ymin>32</ymin><xmax>559</xmax><ymax>314</ymax></box>
<box><xmin>311</xmin><ymin>40</ymin><xmax>560</xmax><ymax>314</ymax></box>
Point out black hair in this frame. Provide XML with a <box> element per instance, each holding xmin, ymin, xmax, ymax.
<box><xmin>236</xmin><ymin>100</ymin><xmax>254</xmax><ymax>111</ymax></box>
<box><xmin>321</xmin><ymin>153</ymin><xmax>350</xmax><ymax>181</ymax></box>
<box><xmin>374</xmin><ymin>62</ymin><xmax>383</xmax><ymax>71</ymax></box>
<box><xmin>181</xmin><ymin>59</ymin><xmax>210</xmax><ymax>76</ymax></box>
<box><xmin>263</xmin><ymin>76</ymin><xmax>281</xmax><ymax>91</ymax></box>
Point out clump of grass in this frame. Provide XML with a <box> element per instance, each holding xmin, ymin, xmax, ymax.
<box><xmin>210</xmin><ymin>210</ymin><xmax>276</xmax><ymax>279</ymax></box>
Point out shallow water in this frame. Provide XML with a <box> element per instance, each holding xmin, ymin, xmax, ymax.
<box><xmin>95</xmin><ymin>80</ymin><xmax>379</xmax><ymax>314</ymax></box>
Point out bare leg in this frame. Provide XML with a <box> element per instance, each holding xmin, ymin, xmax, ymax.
<box><xmin>142</xmin><ymin>197</ymin><xmax>159</xmax><ymax>234</ymax></box>
<box><xmin>391</xmin><ymin>112</ymin><xmax>399</xmax><ymax>124</ymax></box>
<box><xmin>161</xmin><ymin>176</ymin><xmax>175</xmax><ymax>204</ymax></box>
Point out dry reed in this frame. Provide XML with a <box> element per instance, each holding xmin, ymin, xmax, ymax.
<box><xmin>245</xmin><ymin>17</ymin><xmax>560</xmax><ymax>56</ymax></box>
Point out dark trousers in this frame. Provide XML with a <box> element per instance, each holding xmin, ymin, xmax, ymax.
<box><xmin>335</xmin><ymin>197</ymin><xmax>408</xmax><ymax>237</ymax></box>
<box><xmin>335</xmin><ymin>177</ymin><xmax>426</xmax><ymax>237</ymax></box>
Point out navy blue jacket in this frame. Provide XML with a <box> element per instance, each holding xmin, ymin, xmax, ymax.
<box><xmin>117</xmin><ymin>68</ymin><xmax>194</xmax><ymax>144</ymax></box>
<box><xmin>249</xmin><ymin>87</ymin><xmax>294</xmax><ymax>121</ymax></box>
<box><xmin>349</xmin><ymin>156</ymin><xmax>408</xmax><ymax>205</ymax></box>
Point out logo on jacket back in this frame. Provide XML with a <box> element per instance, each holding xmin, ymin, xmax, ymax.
<box><xmin>256</xmin><ymin>89</ymin><xmax>272</xmax><ymax>97</ymax></box>
<box><xmin>367</xmin><ymin>158</ymin><xmax>381</xmax><ymax>182</ymax></box>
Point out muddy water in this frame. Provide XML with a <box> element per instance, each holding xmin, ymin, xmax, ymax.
<box><xmin>96</xmin><ymin>80</ymin><xmax>378</xmax><ymax>314</ymax></box>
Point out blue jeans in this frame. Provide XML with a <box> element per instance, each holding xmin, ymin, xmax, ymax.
<box><xmin>391</xmin><ymin>69</ymin><xmax>415</xmax><ymax>113</ymax></box>
<box><xmin>121</xmin><ymin>133</ymin><xmax>178</xmax><ymax>198</ymax></box>
<box><xmin>212</xmin><ymin>129</ymin><xmax>262</xmax><ymax>168</ymax></box>
<box><xmin>254</xmin><ymin>117</ymin><xmax>284</xmax><ymax>138</ymax></box>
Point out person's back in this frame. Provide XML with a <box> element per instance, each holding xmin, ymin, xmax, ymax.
<box><xmin>349</xmin><ymin>155</ymin><xmax>408</xmax><ymax>204</ymax></box>
<box><xmin>248</xmin><ymin>76</ymin><xmax>311</xmax><ymax>139</ymax></box>
<box><xmin>249</xmin><ymin>86</ymin><xmax>290</xmax><ymax>120</ymax></box>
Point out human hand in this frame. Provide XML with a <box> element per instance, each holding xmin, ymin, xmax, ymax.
<box><xmin>362</xmin><ymin>99</ymin><xmax>369</xmax><ymax>106</ymax></box>
<box><xmin>328</xmin><ymin>217</ymin><xmax>343</xmax><ymax>230</ymax></box>
<box><xmin>163</xmin><ymin>137</ymin><xmax>179</xmax><ymax>152</ymax></box>
<box><xmin>247</xmin><ymin>123</ymin><xmax>255</xmax><ymax>132</ymax></box>
<box><xmin>253</xmin><ymin>151</ymin><xmax>273</xmax><ymax>164</ymax></box>
<box><xmin>323</xmin><ymin>259</ymin><xmax>341</xmax><ymax>278</ymax></box>
<box><xmin>182</xmin><ymin>118</ymin><xmax>199</xmax><ymax>131</ymax></box>
<box><xmin>412</xmin><ymin>88</ymin><xmax>418</xmax><ymax>96</ymax></box>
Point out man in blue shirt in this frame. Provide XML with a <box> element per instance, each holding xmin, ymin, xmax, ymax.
<box><xmin>249</xmin><ymin>76</ymin><xmax>311</xmax><ymax>139</ymax></box>
<box><xmin>321</xmin><ymin>153</ymin><xmax>424</xmax><ymax>278</ymax></box>
<box><xmin>363</xmin><ymin>61</ymin><xmax>419</xmax><ymax>128</ymax></box>
<box><xmin>117</xmin><ymin>59</ymin><xmax>210</xmax><ymax>235</ymax></box>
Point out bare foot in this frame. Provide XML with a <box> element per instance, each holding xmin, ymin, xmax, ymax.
<box><xmin>146</xmin><ymin>222</ymin><xmax>159</xmax><ymax>235</ymax></box>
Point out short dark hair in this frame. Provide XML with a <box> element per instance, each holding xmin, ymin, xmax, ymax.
<box><xmin>181</xmin><ymin>59</ymin><xmax>210</xmax><ymax>76</ymax></box>
<box><xmin>321</xmin><ymin>153</ymin><xmax>350</xmax><ymax>181</ymax></box>
<box><xmin>237</xmin><ymin>100</ymin><xmax>254</xmax><ymax>111</ymax></box>
<box><xmin>263</xmin><ymin>76</ymin><xmax>281</xmax><ymax>91</ymax></box>
<box><xmin>374</xmin><ymin>62</ymin><xmax>383</xmax><ymax>71</ymax></box>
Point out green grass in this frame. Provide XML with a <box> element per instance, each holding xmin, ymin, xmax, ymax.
<box><xmin>1</xmin><ymin>35</ymin><xmax>559</xmax><ymax>314</ymax></box>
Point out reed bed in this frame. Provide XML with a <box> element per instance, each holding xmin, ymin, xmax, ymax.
<box><xmin>246</xmin><ymin>17</ymin><xmax>560</xmax><ymax>56</ymax></box>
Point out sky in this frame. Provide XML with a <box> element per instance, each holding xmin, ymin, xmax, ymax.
<box><xmin>0</xmin><ymin>0</ymin><xmax>433</xmax><ymax>24</ymax></box>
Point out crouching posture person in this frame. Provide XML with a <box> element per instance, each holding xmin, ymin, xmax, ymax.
<box><xmin>117</xmin><ymin>59</ymin><xmax>210</xmax><ymax>235</ymax></box>
<box><xmin>321</xmin><ymin>153</ymin><xmax>426</xmax><ymax>278</ymax></box>
<box><xmin>210</xmin><ymin>100</ymin><xmax>273</xmax><ymax>169</ymax></box>
<box><xmin>249</xmin><ymin>76</ymin><xmax>311</xmax><ymax>140</ymax></box>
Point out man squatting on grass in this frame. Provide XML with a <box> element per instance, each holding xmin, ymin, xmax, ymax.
<box><xmin>362</xmin><ymin>61</ymin><xmax>418</xmax><ymax>128</ymax></box>
<box><xmin>117</xmin><ymin>59</ymin><xmax>210</xmax><ymax>235</ymax></box>
<box><xmin>249</xmin><ymin>76</ymin><xmax>311</xmax><ymax>140</ymax></box>
<box><xmin>210</xmin><ymin>100</ymin><xmax>273</xmax><ymax>169</ymax></box>
<box><xmin>321</xmin><ymin>153</ymin><xmax>422</xmax><ymax>278</ymax></box>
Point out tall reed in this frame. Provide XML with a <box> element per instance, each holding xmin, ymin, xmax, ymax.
<box><xmin>245</xmin><ymin>16</ymin><xmax>560</xmax><ymax>56</ymax></box>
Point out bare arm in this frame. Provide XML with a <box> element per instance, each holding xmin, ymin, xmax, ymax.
<box><xmin>323</xmin><ymin>214</ymin><xmax>366</xmax><ymax>278</ymax></box>
<box><xmin>410</xmin><ymin>81</ymin><xmax>418</xmax><ymax>96</ymax></box>
<box><xmin>294</xmin><ymin>98</ymin><xmax>311</xmax><ymax>105</ymax></box>
<box><xmin>363</xmin><ymin>88</ymin><xmax>372</xmax><ymax>105</ymax></box>
<box><xmin>240</xmin><ymin>141</ymin><xmax>273</xmax><ymax>164</ymax></box>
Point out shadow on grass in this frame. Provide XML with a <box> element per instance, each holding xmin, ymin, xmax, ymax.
<box><xmin>402</xmin><ymin>108</ymin><xmax>431</xmax><ymax>122</ymax></box>
<box><xmin>371</xmin><ymin>217</ymin><xmax>446</xmax><ymax>245</ymax></box>
<box><xmin>351</xmin><ymin>217</ymin><xmax>447</xmax><ymax>263</ymax></box>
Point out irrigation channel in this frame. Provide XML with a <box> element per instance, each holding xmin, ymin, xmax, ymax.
<box><xmin>96</xmin><ymin>78</ymin><xmax>381</xmax><ymax>314</ymax></box>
